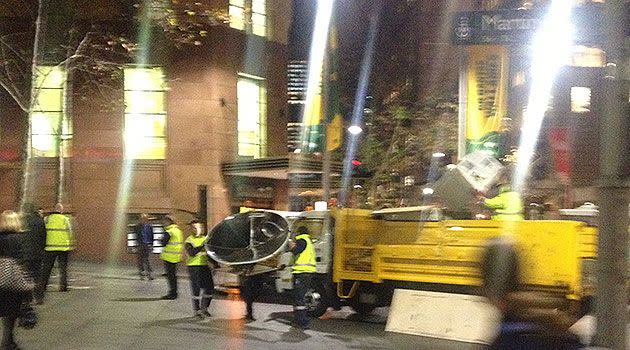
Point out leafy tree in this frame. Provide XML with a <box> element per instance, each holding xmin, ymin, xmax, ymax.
<box><xmin>357</xmin><ymin>84</ymin><xmax>458</xmax><ymax>207</ymax></box>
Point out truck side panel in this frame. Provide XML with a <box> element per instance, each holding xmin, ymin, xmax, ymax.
<box><xmin>333</xmin><ymin>208</ymin><xmax>596</xmax><ymax>299</ymax></box>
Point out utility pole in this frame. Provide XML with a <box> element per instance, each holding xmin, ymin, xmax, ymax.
<box><xmin>593</xmin><ymin>0</ymin><xmax>629</xmax><ymax>349</ymax></box>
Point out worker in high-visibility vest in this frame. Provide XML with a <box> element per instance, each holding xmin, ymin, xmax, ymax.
<box><xmin>35</xmin><ymin>203</ymin><xmax>75</xmax><ymax>304</ymax></box>
<box><xmin>288</xmin><ymin>225</ymin><xmax>316</xmax><ymax>330</ymax></box>
<box><xmin>483</xmin><ymin>183</ymin><xmax>524</xmax><ymax>221</ymax></box>
<box><xmin>159</xmin><ymin>215</ymin><xmax>183</xmax><ymax>300</ymax></box>
<box><xmin>185</xmin><ymin>220</ymin><xmax>213</xmax><ymax>318</ymax></box>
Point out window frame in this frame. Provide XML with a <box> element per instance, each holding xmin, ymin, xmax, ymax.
<box><xmin>237</xmin><ymin>73</ymin><xmax>267</xmax><ymax>159</ymax></box>
<box><xmin>123</xmin><ymin>66</ymin><xmax>168</xmax><ymax>160</ymax></box>
<box><xmin>229</xmin><ymin>0</ymin><xmax>267</xmax><ymax>37</ymax></box>
<box><xmin>31</xmin><ymin>65</ymin><xmax>71</xmax><ymax>158</ymax></box>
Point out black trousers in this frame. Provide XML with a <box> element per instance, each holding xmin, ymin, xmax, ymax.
<box><xmin>1</xmin><ymin>312</ymin><xmax>18</xmax><ymax>347</ymax></box>
<box><xmin>136</xmin><ymin>244</ymin><xmax>152</xmax><ymax>277</ymax></box>
<box><xmin>240</xmin><ymin>274</ymin><xmax>262</xmax><ymax>318</ymax></box>
<box><xmin>24</xmin><ymin>259</ymin><xmax>42</xmax><ymax>284</ymax></box>
<box><xmin>292</xmin><ymin>273</ymin><xmax>312</xmax><ymax>328</ymax></box>
<box><xmin>35</xmin><ymin>251</ymin><xmax>69</xmax><ymax>299</ymax></box>
<box><xmin>188</xmin><ymin>266</ymin><xmax>213</xmax><ymax>312</ymax></box>
<box><xmin>163</xmin><ymin>261</ymin><xmax>178</xmax><ymax>296</ymax></box>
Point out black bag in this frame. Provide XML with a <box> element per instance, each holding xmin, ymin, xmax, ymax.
<box><xmin>18</xmin><ymin>303</ymin><xmax>38</xmax><ymax>329</ymax></box>
<box><xmin>0</xmin><ymin>258</ymin><xmax>34</xmax><ymax>293</ymax></box>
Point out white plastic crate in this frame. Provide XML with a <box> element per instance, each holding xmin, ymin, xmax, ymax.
<box><xmin>456</xmin><ymin>151</ymin><xmax>504</xmax><ymax>192</ymax></box>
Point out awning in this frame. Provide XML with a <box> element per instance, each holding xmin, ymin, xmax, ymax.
<box><xmin>222</xmin><ymin>155</ymin><xmax>342</xmax><ymax>180</ymax></box>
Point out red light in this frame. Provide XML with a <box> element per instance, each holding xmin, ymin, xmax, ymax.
<box><xmin>352</xmin><ymin>160</ymin><xmax>362</xmax><ymax>166</ymax></box>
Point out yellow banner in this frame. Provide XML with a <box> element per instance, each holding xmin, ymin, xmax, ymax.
<box><xmin>304</xmin><ymin>93</ymin><xmax>322</xmax><ymax>126</ymax></box>
<box><xmin>326</xmin><ymin>113</ymin><xmax>342</xmax><ymax>151</ymax></box>
<box><xmin>465</xmin><ymin>45</ymin><xmax>509</xmax><ymax>153</ymax></box>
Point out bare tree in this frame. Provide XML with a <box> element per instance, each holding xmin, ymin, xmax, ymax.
<box><xmin>0</xmin><ymin>0</ymin><xmax>229</xmax><ymax>207</ymax></box>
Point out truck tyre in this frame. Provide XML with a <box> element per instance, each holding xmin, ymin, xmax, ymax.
<box><xmin>349</xmin><ymin>283</ymin><xmax>378</xmax><ymax>316</ymax></box>
<box><xmin>480</xmin><ymin>237</ymin><xmax>520</xmax><ymax>303</ymax></box>
<box><xmin>349</xmin><ymin>298</ymin><xmax>377</xmax><ymax>316</ymax></box>
<box><xmin>306</xmin><ymin>279</ymin><xmax>329</xmax><ymax>318</ymax></box>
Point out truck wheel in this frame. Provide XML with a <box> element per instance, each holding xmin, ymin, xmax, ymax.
<box><xmin>349</xmin><ymin>284</ymin><xmax>378</xmax><ymax>316</ymax></box>
<box><xmin>480</xmin><ymin>237</ymin><xmax>520</xmax><ymax>304</ymax></box>
<box><xmin>349</xmin><ymin>298</ymin><xmax>377</xmax><ymax>316</ymax></box>
<box><xmin>306</xmin><ymin>279</ymin><xmax>329</xmax><ymax>318</ymax></box>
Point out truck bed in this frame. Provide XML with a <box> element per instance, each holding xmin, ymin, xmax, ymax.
<box><xmin>332</xmin><ymin>208</ymin><xmax>597</xmax><ymax>299</ymax></box>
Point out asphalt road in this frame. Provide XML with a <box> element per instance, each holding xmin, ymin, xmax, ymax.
<box><xmin>10</xmin><ymin>262</ymin><xmax>487</xmax><ymax>350</ymax></box>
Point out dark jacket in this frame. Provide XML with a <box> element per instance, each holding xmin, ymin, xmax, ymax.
<box><xmin>22</xmin><ymin>213</ymin><xmax>46</xmax><ymax>260</ymax></box>
<box><xmin>0</xmin><ymin>232</ymin><xmax>29</xmax><ymax>317</ymax></box>
<box><xmin>135</xmin><ymin>222</ymin><xmax>153</xmax><ymax>245</ymax></box>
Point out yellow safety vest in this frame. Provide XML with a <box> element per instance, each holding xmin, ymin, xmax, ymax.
<box><xmin>292</xmin><ymin>234</ymin><xmax>316</xmax><ymax>274</ymax></box>
<box><xmin>484</xmin><ymin>186</ymin><xmax>524</xmax><ymax>221</ymax></box>
<box><xmin>186</xmin><ymin>235</ymin><xmax>208</xmax><ymax>266</ymax></box>
<box><xmin>160</xmin><ymin>224</ymin><xmax>184</xmax><ymax>263</ymax></box>
<box><xmin>45</xmin><ymin>213</ymin><xmax>74</xmax><ymax>251</ymax></box>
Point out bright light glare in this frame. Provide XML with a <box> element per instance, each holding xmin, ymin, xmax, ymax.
<box><xmin>422</xmin><ymin>187</ymin><xmax>434</xmax><ymax>195</ymax></box>
<box><xmin>301</xmin><ymin>0</ymin><xmax>334</xmax><ymax>127</ymax></box>
<box><xmin>347</xmin><ymin>125</ymin><xmax>363</xmax><ymax>135</ymax></box>
<box><xmin>432</xmin><ymin>152</ymin><xmax>445</xmax><ymax>158</ymax></box>
<box><xmin>513</xmin><ymin>0</ymin><xmax>573</xmax><ymax>192</ymax></box>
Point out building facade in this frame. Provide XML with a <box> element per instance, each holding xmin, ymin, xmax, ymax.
<box><xmin>0</xmin><ymin>0</ymin><xmax>293</xmax><ymax>261</ymax></box>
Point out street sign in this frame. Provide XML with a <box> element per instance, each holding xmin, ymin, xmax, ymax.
<box><xmin>451</xmin><ymin>7</ymin><xmax>604</xmax><ymax>46</ymax></box>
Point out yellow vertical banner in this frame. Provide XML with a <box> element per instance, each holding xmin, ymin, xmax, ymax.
<box><xmin>326</xmin><ymin>113</ymin><xmax>342</xmax><ymax>151</ymax></box>
<box><xmin>304</xmin><ymin>90</ymin><xmax>323</xmax><ymax>126</ymax></box>
<box><xmin>325</xmin><ymin>22</ymin><xmax>342</xmax><ymax>152</ymax></box>
<box><xmin>465</xmin><ymin>45</ymin><xmax>509</xmax><ymax>156</ymax></box>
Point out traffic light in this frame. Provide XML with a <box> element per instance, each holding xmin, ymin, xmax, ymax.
<box><xmin>351</xmin><ymin>160</ymin><xmax>372</xmax><ymax>178</ymax></box>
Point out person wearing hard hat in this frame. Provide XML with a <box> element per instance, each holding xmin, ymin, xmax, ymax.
<box><xmin>35</xmin><ymin>203</ymin><xmax>75</xmax><ymax>304</ymax></box>
<box><xmin>185</xmin><ymin>220</ymin><xmax>213</xmax><ymax>318</ymax></box>
<box><xmin>159</xmin><ymin>215</ymin><xmax>184</xmax><ymax>300</ymax></box>
<box><xmin>288</xmin><ymin>225</ymin><xmax>317</xmax><ymax>330</ymax></box>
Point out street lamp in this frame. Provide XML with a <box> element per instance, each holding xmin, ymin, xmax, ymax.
<box><xmin>347</xmin><ymin>125</ymin><xmax>363</xmax><ymax>135</ymax></box>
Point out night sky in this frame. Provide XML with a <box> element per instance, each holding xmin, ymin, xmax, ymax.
<box><xmin>289</xmin><ymin>0</ymin><xmax>374</xmax><ymax>109</ymax></box>
<box><xmin>288</xmin><ymin>0</ymin><xmax>463</xmax><ymax>112</ymax></box>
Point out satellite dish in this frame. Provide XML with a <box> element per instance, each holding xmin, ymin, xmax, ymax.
<box><xmin>207</xmin><ymin>211</ymin><xmax>290</xmax><ymax>265</ymax></box>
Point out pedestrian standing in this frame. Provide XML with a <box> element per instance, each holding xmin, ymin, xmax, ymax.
<box><xmin>135</xmin><ymin>213</ymin><xmax>154</xmax><ymax>280</ymax></box>
<box><xmin>289</xmin><ymin>225</ymin><xmax>316</xmax><ymax>330</ymax></box>
<box><xmin>21</xmin><ymin>203</ymin><xmax>46</xmax><ymax>284</ymax></box>
<box><xmin>185</xmin><ymin>221</ymin><xmax>213</xmax><ymax>318</ymax></box>
<box><xmin>35</xmin><ymin>203</ymin><xmax>75</xmax><ymax>304</ymax></box>
<box><xmin>159</xmin><ymin>216</ymin><xmax>183</xmax><ymax>300</ymax></box>
<box><xmin>1</xmin><ymin>210</ymin><xmax>34</xmax><ymax>350</ymax></box>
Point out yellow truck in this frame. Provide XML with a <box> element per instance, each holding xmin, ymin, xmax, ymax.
<box><xmin>285</xmin><ymin>206</ymin><xmax>597</xmax><ymax>318</ymax></box>
<box><xmin>207</xmin><ymin>205</ymin><xmax>598</xmax><ymax>320</ymax></box>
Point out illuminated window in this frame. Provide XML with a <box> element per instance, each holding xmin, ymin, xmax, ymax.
<box><xmin>237</xmin><ymin>74</ymin><xmax>267</xmax><ymax>158</ymax></box>
<box><xmin>31</xmin><ymin>65</ymin><xmax>71</xmax><ymax>157</ymax></box>
<box><xmin>229</xmin><ymin>0</ymin><xmax>267</xmax><ymax>37</ymax></box>
<box><xmin>574</xmin><ymin>0</ymin><xmax>605</xmax><ymax>4</ymax></box>
<box><xmin>124</xmin><ymin>67</ymin><xmax>167</xmax><ymax>159</ymax></box>
<box><xmin>571</xmin><ymin>87</ymin><xmax>591</xmax><ymax>113</ymax></box>
<box><xmin>568</xmin><ymin>45</ymin><xmax>606</xmax><ymax>67</ymax></box>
